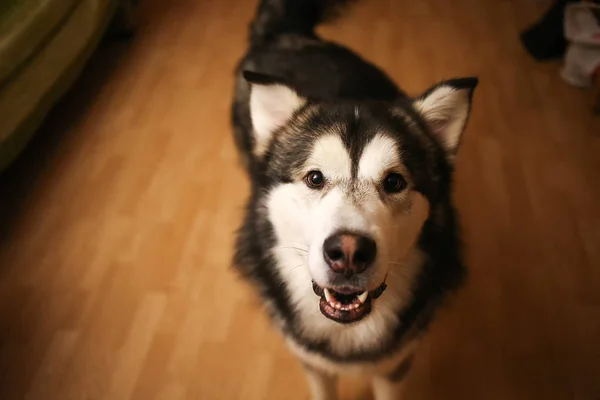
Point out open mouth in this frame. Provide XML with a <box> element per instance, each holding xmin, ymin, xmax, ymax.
<box><xmin>312</xmin><ymin>281</ymin><xmax>387</xmax><ymax>324</ymax></box>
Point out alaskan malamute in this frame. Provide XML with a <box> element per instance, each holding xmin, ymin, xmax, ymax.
<box><xmin>231</xmin><ymin>0</ymin><xmax>477</xmax><ymax>398</ymax></box>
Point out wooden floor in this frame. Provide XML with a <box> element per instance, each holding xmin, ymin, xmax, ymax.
<box><xmin>1</xmin><ymin>0</ymin><xmax>600</xmax><ymax>399</ymax></box>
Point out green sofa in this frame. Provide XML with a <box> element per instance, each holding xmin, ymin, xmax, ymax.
<box><xmin>0</xmin><ymin>0</ymin><xmax>132</xmax><ymax>172</ymax></box>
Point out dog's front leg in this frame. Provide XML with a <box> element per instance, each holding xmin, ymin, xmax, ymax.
<box><xmin>372</xmin><ymin>376</ymin><xmax>407</xmax><ymax>400</ymax></box>
<box><xmin>372</xmin><ymin>354</ymin><xmax>413</xmax><ymax>400</ymax></box>
<box><xmin>303</xmin><ymin>365</ymin><xmax>338</xmax><ymax>400</ymax></box>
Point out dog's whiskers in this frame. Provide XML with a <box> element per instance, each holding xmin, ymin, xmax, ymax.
<box><xmin>278</xmin><ymin>245</ymin><xmax>308</xmax><ymax>253</ymax></box>
<box><xmin>277</xmin><ymin>264</ymin><xmax>305</xmax><ymax>289</ymax></box>
<box><xmin>287</xmin><ymin>241</ymin><xmax>309</xmax><ymax>247</ymax></box>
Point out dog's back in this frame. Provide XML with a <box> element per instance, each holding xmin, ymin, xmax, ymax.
<box><xmin>232</xmin><ymin>0</ymin><xmax>403</xmax><ymax>173</ymax></box>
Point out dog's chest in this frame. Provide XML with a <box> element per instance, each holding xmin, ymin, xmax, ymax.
<box><xmin>285</xmin><ymin>336</ymin><xmax>419</xmax><ymax>377</ymax></box>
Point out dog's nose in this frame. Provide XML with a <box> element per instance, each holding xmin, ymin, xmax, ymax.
<box><xmin>323</xmin><ymin>232</ymin><xmax>377</xmax><ymax>276</ymax></box>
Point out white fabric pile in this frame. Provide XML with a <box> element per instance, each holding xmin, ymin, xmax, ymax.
<box><xmin>561</xmin><ymin>2</ymin><xmax>600</xmax><ymax>87</ymax></box>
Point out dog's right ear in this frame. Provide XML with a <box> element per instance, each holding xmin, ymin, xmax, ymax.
<box><xmin>244</xmin><ymin>71</ymin><xmax>306</xmax><ymax>156</ymax></box>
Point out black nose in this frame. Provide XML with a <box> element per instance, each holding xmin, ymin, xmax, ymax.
<box><xmin>323</xmin><ymin>232</ymin><xmax>377</xmax><ymax>276</ymax></box>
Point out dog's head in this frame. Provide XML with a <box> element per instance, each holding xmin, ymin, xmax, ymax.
<box><xmin>243</xmin><ymin>71</ymin><xmax>477</xmax><ymax>328</ymax></box>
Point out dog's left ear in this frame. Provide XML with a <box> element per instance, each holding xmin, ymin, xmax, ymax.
<box><xmin>413</xmin><ymin>77</ymin><xmax>478</xmax><ymax>160</ymax></box>
<box><xmin>244</xmin><ymin>70</ymin><xmax>306</xmax><ymax>157</ymax></box>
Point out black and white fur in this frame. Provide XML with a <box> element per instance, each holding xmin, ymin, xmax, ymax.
<box><xmin>231</xmin><ymin>1</ymin><xmax>478</xmax><ymax>399</ymax></box>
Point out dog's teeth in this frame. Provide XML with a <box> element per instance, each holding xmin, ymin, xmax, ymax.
<box><xmin>357</xmin><ymin>291</ymin><xmax>368</xmax><ymax>304</ymax></box>
<box><xmin>324</xmin><ymin>288</ymin><xmax>332</xmax><ymax>303</ymax></box>
<box><xmin>334</xmin><ymin>303</ymin><xmax>342</xmax><ymax>310</ymax></box>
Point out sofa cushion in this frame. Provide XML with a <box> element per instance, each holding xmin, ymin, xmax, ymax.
<box><xmin>0</xmin><ymin>0</ymin><xmax>80</xmax><ymax>86</ymax></box>
<box><xmin>0</xmin><ymin>0</ymin><xmax>117</xmax><ymax>171</ymax></box>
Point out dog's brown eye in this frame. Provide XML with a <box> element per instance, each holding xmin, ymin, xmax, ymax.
<box><xmin>383</xmin><ymin>173</ymin><xmax>407</xmax><ymax>193</ymax></box>
<box><xmin>305</xmin><ymin>170</ymin><xmax>324</xmax><ymax>189</ymax></box>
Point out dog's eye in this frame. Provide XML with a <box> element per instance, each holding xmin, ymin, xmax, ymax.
<box><xmin>305</xmin><ymin>170</ymin><xmax>325</xmax><ymax>189</ymax></box>
<box><xmin>382</xmin><ymin>173</ymin><xmax>407</xmax><ymax>193</ymax></box>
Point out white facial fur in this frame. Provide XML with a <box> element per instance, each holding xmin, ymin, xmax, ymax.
<box><xmin>265</xmin><ymin>133</ymin><xmax>430</xmax><ymax>354</ymax></box>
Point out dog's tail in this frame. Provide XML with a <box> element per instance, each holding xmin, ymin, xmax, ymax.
<box><xmin>249</xmin><ymin>0</ymin><xmax>358</xmax><ymax>46</ymax></box>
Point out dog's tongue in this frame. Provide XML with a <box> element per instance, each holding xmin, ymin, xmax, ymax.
<box><xmin>334</xmin><ymin>287</ymin><xmax>361</xmax><ymax>295</ymax></box>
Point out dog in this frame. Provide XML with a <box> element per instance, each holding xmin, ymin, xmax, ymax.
<box><xmin>231</xmin><ymin>1</ymin><xmax>477</xmax><ymax>398</ymax></box>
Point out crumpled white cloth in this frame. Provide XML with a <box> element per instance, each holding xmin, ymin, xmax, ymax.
<box><xmin>561</xmin><ymin>2</ymin><xmax>600</xmax><ymax>88</ymax></box>
<box><xmin>561</xmin><ymin>43</ymin><xmax>600</xmax><ymax>87</ymax></box>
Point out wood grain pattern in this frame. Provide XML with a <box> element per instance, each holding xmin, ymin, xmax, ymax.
<box><xmin>1</xmin><ymin>0</ymin><xmax>599</xmax><ymax>399</ymax></box>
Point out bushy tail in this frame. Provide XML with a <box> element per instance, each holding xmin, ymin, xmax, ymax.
<box><xmin>249</xmin><ymin>0</ymin><xmax>359</xmax><ymax>46</ymax></box>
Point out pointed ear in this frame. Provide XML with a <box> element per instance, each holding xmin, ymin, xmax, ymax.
<box><xmin>413</xmin><ymin>77</ymin><xmax>478</xmax><ymax>160</ymax></box>
<box><xmin>244</xmin><ymin>70</ymin><xmax>306</xmax><ymax>157</ymax></box>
